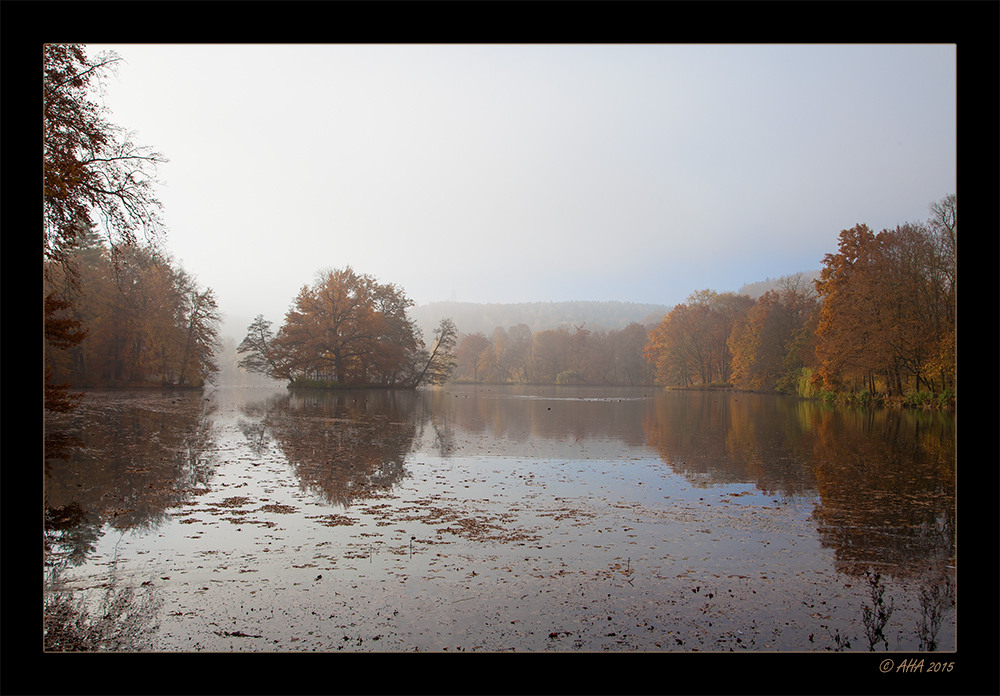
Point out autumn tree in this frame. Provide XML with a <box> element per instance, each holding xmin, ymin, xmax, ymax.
<box><xmin>644</xmin><ymin>302</ymin><xmax>711</xmax><ymax>386</ymax></box>
<box><xmin>237</xmin><ymin>315</ymin><xmax>281</xmax><ymax>377</ymax></box>
<box><xmin>728</xmin><ymin>287</ymin><xmax>818</xmax><ymax>392</ymax></box>
<box><xmin>507</xmin><ymin>324</ymin><xmax>534</xmax><ymax>383</ymax></box>
<box><xmin>531</xmin><ymin>328</ymin><xmax>573</xmax><ymax>384</ymax></box>
<box><xmin>923</xmin><ymin>194</ymin><xmax>957</xmax><ymax>391</ymax></box>
<box><xmin>812</xmin><ymin>197</ymin><xmax>956</xmax><ymax>397</ymax></box>
<box><xmin>479</xmin><ymin>327</ymin><xmax>512</xmax><ymax>383</ymax></box>
<box><xmin>645</xmin><ymin>308</ymin><xmax>691</xmax><ymax>386</ymax></box>
<box><xmin>44</xmin><ymin>45</ymin><xmax>167</xmax><ymax>271</ymax></box>
<box><xmin>582</xmin><ymin>330</ymin><xmax>615</xmax><ymax>384</ymax></box>
<box><xmin>687</xmin><ymin>290</ymin><xmax>754</xmax><ymax>384</ymax></box>
<box><xmin>410</xmin><ymin>318</ymin><xmax>459</xmax><ymax>386</ymax></box>
<box><xmin>45</xmin><ymin>240</ymin><xmax>221</xmax><ymax>387</ymax></box>
<box><xmin>44</xmin><ymin>44</ymin><xmax>168</xmax><ymax>408</ymax></box>
<box><xmin>565</xmin><ymin>324</ymin><xmax>591</xmax><ymax>384</ymax></box>
<box><xmin>88</xmin><ymin>245</ymin><xmax>178</xmax><ymax>382</ymax></box>
<box><xmin>643</xmin><ymin>290</ymin><xmax>752</xmax><ymax>387</ymax></box>
<box><xmin>254</xmin><ymin>267</ymin><xmax>451</xmax><ymax>387</ymax></box>
<box><xmin>455</xmin><ymin>332</ymin><xmax>491</xmax><ymax>382</ymax></box>
<box><xmin>610</xmin><ymin>323</ymin><xmax>653</xmax><ymax>386</ymax></box>
<box><xmin>173</xmin><ymin>270</ymin><xmax>223</xmax><ymax>386</ymax></box>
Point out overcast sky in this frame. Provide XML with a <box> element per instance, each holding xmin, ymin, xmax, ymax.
<box><xmin>84</xmin><ymin>43</ymin><xmax>955</xmax><ymax>339</ymax></box>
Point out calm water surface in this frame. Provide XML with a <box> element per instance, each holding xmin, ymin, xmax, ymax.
<box><xmin>43</xmin><ymin>385</ymin><xmax>956</xmax><ymax>652</ymax></box>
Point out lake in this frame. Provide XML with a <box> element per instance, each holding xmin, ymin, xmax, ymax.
<box><xmin>43</xmin><ymin>385</ymin><xmax>956</xmax><ymax>652</ymax></box>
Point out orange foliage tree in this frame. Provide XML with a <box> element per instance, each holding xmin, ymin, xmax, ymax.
<box><xmin>644</xmin><ymin>291</ymin><xmax>752</xmax><ymax>387</ymax></box>
<box><xmin>813</xmin><ymin>197</ymin><xmax>956</xmax><ymax>397</ymax></box>
<box><xmin>454</xmin><ymin>332</ymin><xmax>491</xmax><ymax>382</ymax></box>
<box><xmin>728</xmin><ymin>286</ymin><xmax>819</xmax><ymax>392</ymax></box>
<box><xmin>270</xmin><ymin>267</ymin><xmax>419</xmax><ymax>385</ymax></box>
<box><xmin>252</xmin><ymin>267</ymin><xmax>455</xmax><ymax>388</ymax></box>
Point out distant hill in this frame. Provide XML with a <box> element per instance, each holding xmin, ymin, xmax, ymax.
<box><xmin>408</xmin><ymin>300</ymin><xmax>672</xmax><ymax>340</ymax></box>
<box><xmin>737</xmin><ymin>270</ymin><xmax>821</xmax><ymax>299</ymax></box>
<box><xmin>222</xmin><ymin>274</ymin><xmax>820</xmax><ymax>345</ymax></box>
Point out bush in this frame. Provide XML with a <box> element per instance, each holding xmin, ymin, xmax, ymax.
<box><xmin>936</xmin><ymin>388</ymin><xmax>955</xmax><ymax>409</ymax></box>
<box><xmin>44</xmin><ymin>580</ymin><xmax>161</xmax><ymax>651</ymax></box>
<box><xmin>793</xmin><ymin>368</ymin><xmax>823</xmax><ymax>398</ymax></box>
<box><xmin>904</xmin><ymin>390</ymin><xmax>935</xmax><ymax>407</ymax></box>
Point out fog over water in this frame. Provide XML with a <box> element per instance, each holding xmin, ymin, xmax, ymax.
<box><xmin>83</xmin><ymin>44</ymin><xmax>955</xmax><ymax>340</ymax></box>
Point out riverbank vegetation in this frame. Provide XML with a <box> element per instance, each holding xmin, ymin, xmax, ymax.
<box><xmin>42</xmin><ymin>47</ymin><xmax>953</xmax><ymax>409</ymax></box>
<box><xmin>226</xmin><ymin>194</ymin><xmax>954</xmax><ymax>408</ymax></box>
<box><xmin>451</xmin><ymin>321</ymin><xmax>654</xmax><ymax>386</ymax></box>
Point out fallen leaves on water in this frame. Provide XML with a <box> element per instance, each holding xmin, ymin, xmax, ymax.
<box><xmin>308</xmin><ymin>513</ymin><xmax>357</xmax><ymax>527</ymax></box>
<box><xmin>259</xmin><ymin>503</ymin><xmax>297</xmax><ymax>514</ymax></box>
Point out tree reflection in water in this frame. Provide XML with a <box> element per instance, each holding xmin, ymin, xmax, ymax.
<box><xmin>255</xmin><ymin>389</ymin><xmax>419</xmax><ymax>508</ymax></box>
<box><xmin>807</xmin><ymin>407</ymin><xmax>955</xmax><ymax>579</ymax></box>
<box><xmin>641</xmin><ymin>391</ymin><xmax>955</xmax><ymax>583</ymax></box>
<box><xmin>44</xmin><ymin>393</ymin><xmax>219</xmax><ymax>566</ymax></box>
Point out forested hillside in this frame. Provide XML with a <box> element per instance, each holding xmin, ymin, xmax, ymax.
<box><xmin>737</xmin><ymin>271</ymin><xmax>821</xmax><ymax>299</ymax></box>
<box><xmin>408</xmin><ymin>300</ymin><xmax>670</xmax><ymax>342</ymax></box>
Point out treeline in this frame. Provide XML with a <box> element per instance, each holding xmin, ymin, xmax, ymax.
<box><xmin>644</xmin><ymin>194</ymin><xmax>956</xmax><ymax>406</ymax></box>
<box><xmin>44</xmin><ymin>227</ymin><xmax>223</xmax><ymax>389</ymax></box>
<box><xmin>452</xmin><ymin>323</ymin><xmax>654</xmax><ymax>385</ymax></box>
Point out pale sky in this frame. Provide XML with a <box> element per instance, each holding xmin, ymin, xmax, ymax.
<box><xmin>84</xmin><ymin>44</ymin><xmax>956</xmax><ymax>339</ymax></box>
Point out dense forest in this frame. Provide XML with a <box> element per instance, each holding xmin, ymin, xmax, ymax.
<box><xmin>44</xmin><ymin>227</ymin><xmax>222</xmax><ymax>390</ymax></box>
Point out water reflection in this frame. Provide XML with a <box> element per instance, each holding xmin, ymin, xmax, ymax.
<box><xmin>44</xmin><ymin>392</ymin><xmax>218</xmax><ymax>571</ymax></box>
<box><xmin>44</xmin><ymin>386</ymin><xmax>955</xmax><ymax>588</ymax></box>
<box><xmin>807</xmin><ymin>407</ymin><xmax>956</xmax><ymax>577</ymax></box>
<box><xmin>641</xmin><ymin>391</ymin><xmax>955</xmax><ymax>579</ymax></box>
<box><xmin>644</xmin><ymin>391</ymin><xmax>820</xmax><ymax>496</ymax></box>
<box><xmin>252</xmin><ymin>389</ymin><xmax>420</xmax><ymax>507</ymax></box>
<box><xmin>415</xmin><ymin>385</ymin><xmax>656</xmax><ymax>457</ymax></box>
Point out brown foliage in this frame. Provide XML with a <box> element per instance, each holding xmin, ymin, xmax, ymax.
<box><xmin>728</xmin><ymin>288</ymin><xmax>818</xmax><ymax>392</ymax></box>
<box><xmin>43</xmin><ymin>44</ymin><xmax>167</xmax><ymax>279</ymax></box>
<box><xmin>644</xmin><ymin>292</ymin><xmax>752</xmax><ymax>387</ymax></box>
<box><xmin>43</xmin><ymin>44</ymin><xmax>170</xmax><ymax>407</ymax></box>
<box><xmin>45</xmin><ymin>243</ymin><xmax>221</xmax><ymax>389</ymax></box>
<box><xmin>271</xmin><ymin>267</ymin><xmax>421</xmax><ymax>385</ymax></box>
<box><xmin>813</xmin><ymin>211</ymin><xmax>956</xmax><ymax>396</ymax></box>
